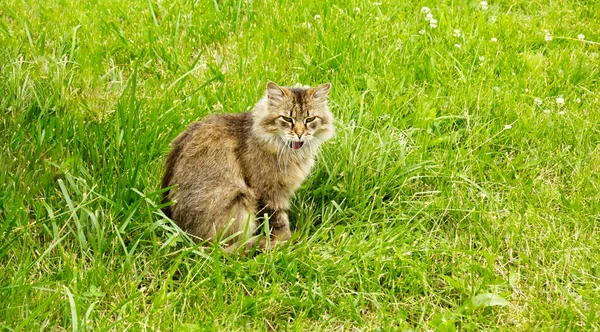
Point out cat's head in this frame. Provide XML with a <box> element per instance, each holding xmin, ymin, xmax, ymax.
<box><xmin>252</xmin><ymin>82</ymin><xmax>335</xmax><ymax>151</ymax></box>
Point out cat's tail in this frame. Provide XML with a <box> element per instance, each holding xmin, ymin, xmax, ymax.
<box><xmin>161</xmin><ymin>136</ymin><xmax>186</xmax><ymax>218</ymax></box>
<box><xmin>161</xmin><ymin>123</ymin><xmax>200</xmax><ymax>219</ymax></box>
<box><xmin>160</xmin><ymin>147</ymin><xmax>178</xmax><ymax>218</ymax></box>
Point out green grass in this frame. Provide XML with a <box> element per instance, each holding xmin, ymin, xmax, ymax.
<box><xmin>1</xmin><ymin>0</ymin><xmax>600</xmax><ymax>330</ymax></box>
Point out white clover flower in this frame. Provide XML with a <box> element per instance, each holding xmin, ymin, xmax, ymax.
<box><xmin>354</xmin><ymin>7</ymin><xmax>360</xmax><ymax>13</ymax></box>
<box><xmin>314</xmin><ymin>14</ymin><xmax>321</xmax><ymax>20</ymax></box>
<box><xmin>419</xmin><ymin>29</ymin><xmax>426</xmax><ymax>35</ymax></box>
<box><xmin>480</xmin><ymin>1</ymin><xmax>489</xmax><ymax>10</ymax></box>
<box><xmin>479</xmin><ymin>56</ymin><xmax>485</xmax><ymax>62</ymax></box>
<box><xmin>525</xmin><ymin>88</ymin><xmax>530</xmax><ymax>93</ymax></box>
<box><xmin>301</xmin><ymin>22</ymin><xmax>312</xmax><ymax>29</ymax></box>
<box><xmin>504</xmin><ymin>124</ymin><xmax>512</xmax><ymax>130</ymax></box>
<box><xmin>576</xmin><ymin>98</ymin><xmax>581</xmax><ymax>103</ymax></box>
<box><xmin>454</xmin><ymin>44</ymin><xmax>462</xmax><ymax>48</ymax></box>
<box><xmin>426</xmin><ymin>13</ymin><xmax>434</xmax><ymax>21</ymax></box>
<box><xmin>491</xmin><ymin>37</ymin><xmax>498</xmax><ymax>42</ymax></box>
<box><xmin>421</xmin><ymin>6</ymin><xmax>431</xmax><ymax>14</ymax></box>
<box><xmin>544</xmin><ymin>30</ymin><xmax>553</xmax><ymax>42</ymax></box>
<box><xmin>558</xmin><ymin>111</ymin><xmax>566</xmax><ymax>115</ymax></box>
<box><xmin>543</xmin><ymin>109</ymin><xmax>551</xmax><ymax>114</ymax></box>
<box><xmin>429</xmin><ymin>18</ymin><xmax>438</xmax><ymax>28</ymax></box>
<box><xmin>534</xmin><ymin>98</ymin><xmax>543</xmax><ymax>106</ymax></box>
<box><xmin>578</xmin><ymin>34</ymin><xmax>585</xmax><ymax>40</ymax></box>
<box><xmin>374</xmin><ymin>2</ymin><xmax>382</xmax><ymax>6</ymax></box>
<box><xmin>556</xmin><ymin>97</ymin><xmax>565</xmax><ymax>105</ymax></box>
<box><xmin>454</xmin><ymin>29</ymin><xmax>461</xmax><ymax>37</ymax></box>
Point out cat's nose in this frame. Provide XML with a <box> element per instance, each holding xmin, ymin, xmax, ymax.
<box><xmin>295</xmin><ymin>130</ymin><xmax>306</xmax><ymax>140</ymax></box>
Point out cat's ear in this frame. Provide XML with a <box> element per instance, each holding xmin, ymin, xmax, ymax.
<box><xmin>266</xmin><ymin>82</ymin><xmax>290</xmax><ymax>103</ymax></box>
<box><xmin>308</xmin><ymin>83</ymin><xmax>332</xmax><ymax>100</ymax></box>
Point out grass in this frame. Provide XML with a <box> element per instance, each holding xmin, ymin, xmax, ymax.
<box><xmin>1</xmin><ymin>0</ymin><xmax>599</xmax><ymax>330</ymax></box>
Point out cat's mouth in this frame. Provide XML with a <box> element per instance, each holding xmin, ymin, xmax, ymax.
<box><xmin>289</xmin><ymin>141</ymin><xmax>304</xmax><ymax>150</ymax></box>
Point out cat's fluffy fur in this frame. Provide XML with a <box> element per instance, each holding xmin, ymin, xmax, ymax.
<box><xmin>162</xmin><ymin>82</ymin><xmax>334</xmax><ymax>251</ymax></box>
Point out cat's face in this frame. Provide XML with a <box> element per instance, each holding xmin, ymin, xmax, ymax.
<box><xmin>255</xmin><ymin>82</ymin><xmax>335</xmax><ymax>151</ymax></box>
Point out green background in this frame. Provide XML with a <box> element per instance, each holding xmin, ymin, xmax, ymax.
<box><xmin>1</xmin><ymin>0</ymin><xmax>599</xmax><ymax>330</ymax></box>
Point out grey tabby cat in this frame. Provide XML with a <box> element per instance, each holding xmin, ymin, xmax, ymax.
<box><xmin>161</xmin><ymin>82</ymin><xmax>334</xmax><ymax>251</ymax></box>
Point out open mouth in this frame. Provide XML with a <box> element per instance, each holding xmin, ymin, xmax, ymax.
<box><xmin>289</xmin><ymin>141</ymin><xmax>304</xmax><ymax>150</ymax></box>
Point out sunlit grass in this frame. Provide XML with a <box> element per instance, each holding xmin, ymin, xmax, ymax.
<box><xmin>1</xmin><ymin>0</ymin><xmax>599</xmax><ymax>330</ymax></box>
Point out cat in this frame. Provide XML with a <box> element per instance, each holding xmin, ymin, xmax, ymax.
<box><xmin>161</xmin><ymin>82</ymin><xmax>334</xmax><ymax>252</ymax></box>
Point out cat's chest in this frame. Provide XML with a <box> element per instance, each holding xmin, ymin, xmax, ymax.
<box><xmin>249</xmin><ymin>156</ymin><xmax>313</xmax><ymax>193</ymax></box>
<box><xmin>274</xmin><ymin>161</ymin><xmax>312</xmax><ymax>188</ymax></box>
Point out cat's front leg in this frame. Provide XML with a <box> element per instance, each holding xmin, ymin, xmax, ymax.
<box><xmin>269</xmin><ymin>210</ymin><xmax>291</xmax><ymax>242</ymax></box>
<box><xmin>257</xmin><ymin>195</ymin><xmax>293</xmax><ymax>250</ymax></box>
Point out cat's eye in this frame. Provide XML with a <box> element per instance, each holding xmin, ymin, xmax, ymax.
<box><xmin>305</xmin><ymin>117</ymin><xmax>317</xmax><ymax>123</ymax></box>
<box><xmin>281</xmin><ymin>116</ymin><xmax>294</xmax><ymax>123</ymax></box>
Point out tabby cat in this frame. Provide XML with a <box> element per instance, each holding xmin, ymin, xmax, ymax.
<box><xmin>162</xmin><ymin>82</ymin><xmax>334</xmax><ymax>251</ymax></box>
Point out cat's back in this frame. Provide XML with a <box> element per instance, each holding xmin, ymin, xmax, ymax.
<box><xmin>162</xmin><ymin>112</ymin><xmax>251</xmax><ymax>194</ymax></box>
<box><xmin>176</xmin><ymin>112</ymin><xmax>250</xmax><ymax>151</ymax></box>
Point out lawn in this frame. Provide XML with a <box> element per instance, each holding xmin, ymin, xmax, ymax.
<box><xmin>1</xmin><ymin>0</ymin><xmax>599</xmax><ymax>330</ymax></box>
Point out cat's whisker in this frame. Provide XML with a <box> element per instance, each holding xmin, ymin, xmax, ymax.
<box><xmin>276</xmin><ymin>139</ymin><xmax>284</xmax><ymax>171</ymax></box>
<box><xmin>276</xmin><ymin>144</ymin><xmax>281</xmax><ymax>171</ymax></box>
<box><xmin>281</xmin><ymin>139</ymin><xmax>290</xmax><ymax>169</ymax></box>
<box><xmin>280</xmin><ymin>142</ymin><xmax>286</xmax><ymax>171</ymax></box>
<box><xmin>280</xmin><ymin>138</ymin><xmax>290</xmax><ymax>171</ymax></box>
<box><xmin>284</xmin><ymin>141</ymin><xmax>290</xmax><ymax>171</ymax></box>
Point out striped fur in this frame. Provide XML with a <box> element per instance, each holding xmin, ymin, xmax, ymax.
<box><xmin>162</xmin><ymin>82</ymin><xmax>334</xmax><ymax>251</ymax></box>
